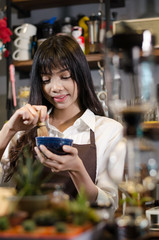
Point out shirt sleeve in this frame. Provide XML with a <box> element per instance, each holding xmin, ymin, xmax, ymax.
<box><xmin>95</xmin><ymin>119</ymin><xmax>123</xmax><ymax>211</ymax></box>
<box><xmin>96</xmin><ymin>175</ymin><xmax>119</xmax><ymax>211</ymax></box>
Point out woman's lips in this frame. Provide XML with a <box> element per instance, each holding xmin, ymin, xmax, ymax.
<box><xmin>53</xmin><ymin>95</ymin><xmax>68</xmax><ymax>103</ymax></box>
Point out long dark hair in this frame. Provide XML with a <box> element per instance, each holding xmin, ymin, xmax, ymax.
<box><xmin>29</xmin><ymin>34</ymin><xmax>104</xmax><ymax>115</ymax></box>
<box><xmin>5</xmin><ymin>34</ymin><xmax>105</xmax><ymax>182</ymax></box>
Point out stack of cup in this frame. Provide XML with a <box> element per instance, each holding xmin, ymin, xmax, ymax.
<box><xmin>13</xmin><ymin>23</ymin><xmax>37</xmax><ymax>61</ymax></box>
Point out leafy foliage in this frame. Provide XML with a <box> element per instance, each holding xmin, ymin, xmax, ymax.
<box><xmin>0</xmin><ymin>217</ymin><xmax>10</xmax><ymax>231</ymax></box>
<box><xmin>69</xmin><ymin>187</ymin><xmax>100</xmax><ymax>225</ymax></box>
<box><xmin>119</xmin><ymin>191</ymin><xmax>153</xmax><ymax>207</ymax></box>
<box><xmin>14</xmin><ymin>144</ymin><xmax>51</xmax><ymax>197</ymax></box>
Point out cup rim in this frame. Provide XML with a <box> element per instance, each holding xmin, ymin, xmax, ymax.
<box><xmin>35</xmin><ymin>136</ymin><xmax>73</xmax><ymax>142</ymax></box>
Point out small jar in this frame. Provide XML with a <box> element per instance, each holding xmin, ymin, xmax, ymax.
<box><xmin>50</xmin><ymin>184</ymin><xmax>69</xmax><ymax>209</ymax></box>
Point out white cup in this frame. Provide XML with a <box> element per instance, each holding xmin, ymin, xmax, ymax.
<box><xmin>14</xmin><ymin>23</ymin><xmax>37</xmax><ymax>39</ymax></box>
<box><xmin>14</xmin><ymin>37</ymin><xmax>31</xmax><ymax>50</ymax></box>
<box><xmin>12</xmin><ymin>49</ymin><xmax>31</xmax><ymax>61</ymax></box>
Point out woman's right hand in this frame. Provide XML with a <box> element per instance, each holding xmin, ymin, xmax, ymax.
<box><xmin>6</xmin><ymin>104</ymin><xmax>48</xmax><ymax>133</ymax></box>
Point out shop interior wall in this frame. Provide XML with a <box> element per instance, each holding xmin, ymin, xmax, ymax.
<box><xmin>0</xmin><ymin>0</ymin><xmax>159</xmax><ymax>128</ymax></box>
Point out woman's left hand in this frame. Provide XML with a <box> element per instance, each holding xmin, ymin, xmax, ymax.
<box><xmin>34</xmin><ymin>144</ymin><xmax>82</xmax><ymax>172</ymax></box>
<box><xmin>34</xmin><ymin>144</ymin><xmax>98</xmax><ymax>203</ymax></box>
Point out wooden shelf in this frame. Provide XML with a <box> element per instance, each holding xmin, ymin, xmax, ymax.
<box><xmin>13</xmin><ymin>53</ymin><xmax>104</xmax><ymax>72</ymax></box>
<box><xmin>11</xmin><ymin>0</ymin><xmax>100</xmax><ymax>11</ymax></box>
<box><xmin>11</xmin><ymin>0</ymin><xmax>125</xmax><ymax>11</ymax></box>
<box><xmin>154</xmin><ymin>48</ymin><xmax>159</xmax><ymax>56</ymax></box>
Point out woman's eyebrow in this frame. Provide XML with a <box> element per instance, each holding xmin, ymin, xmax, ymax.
<box><xmin>40</xmin><ymin>67</ymin><xmax>70</xmax><ymax>75</ymax></box>
<box><xmin>58</xmin><ymin>68</ymin><xmax>70</xmax><ymax>74</ymax></box>
<box><xmin>41</xmin><ymin>73</ymin><xmax>51</xmax><ymax>76</ymax></box>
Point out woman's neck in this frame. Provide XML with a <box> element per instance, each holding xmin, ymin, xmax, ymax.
<box><xmin>49</xmin><ymin>107</ymin><xmax>84</xmax><ymax>132</ymax></box>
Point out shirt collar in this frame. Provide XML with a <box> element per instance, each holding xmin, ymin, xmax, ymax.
<box><xmin>80</xmin><ymin>109</ymin><xmax>96</xmax><ymax>131</ymax></box>
<box><xmin>47</xmin><ymin>108</ymin><xmax>96</xmax><ymax>132</ymax></box>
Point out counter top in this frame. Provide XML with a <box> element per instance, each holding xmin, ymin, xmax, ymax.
<box><xmin>0</xmin><ymin>224</ymin><xmax>95</xmax><ymax>240</ymax></box>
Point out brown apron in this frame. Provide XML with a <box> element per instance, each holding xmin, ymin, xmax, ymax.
<box><xmin>43</xmin><ymin>130</ymin><xmax>97</xmax><ymax>199</ymax></box>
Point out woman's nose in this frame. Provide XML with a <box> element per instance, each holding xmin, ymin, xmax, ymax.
<box><xmin>51</xmin><ymin>79</ymin><xmax>63</xmax><ymax>92</ymax></box>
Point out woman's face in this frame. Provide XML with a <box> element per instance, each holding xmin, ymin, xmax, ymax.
<box><xmin>41</xmin><ymin>68</ymin><xmax>79</xmax><ymax>111</ymax></box>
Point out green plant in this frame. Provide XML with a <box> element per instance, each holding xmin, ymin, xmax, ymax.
<box><xmin>0</xmin><ymin>216</ymin><xmax>10</xmax><ymax>231</ymax></box>
<box><xmin>69</xmin><ymin>187</ymin><xmax>100</xmax><ymax>225</ymax></box>
<box><xmin>119</xmin><ymin>191</ymin><xmax>153</xmax><ymax>207</ymax></box>
<box><xmin>14</xmin><ymin>144</ymin><xmax>51</xmax><ymax>197</ymax></box>
<box><xmin>55</xmin><ymin>222</ymin><xmax>67</xmax><ymax>233</ymax></box>
<box><xmin>22</xmin><ymin>219</ymin><xmax>36</xmax><ymax>232</ymax></box>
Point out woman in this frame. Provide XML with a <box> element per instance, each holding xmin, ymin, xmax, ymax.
<box><xmin>0</xmin><ymin>35</ymin><xmax>123</xmax><ymax>210</ymax></box>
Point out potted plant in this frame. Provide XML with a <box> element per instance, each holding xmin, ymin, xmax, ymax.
<box><xmin>8</xmin><ymin>144</ymin><xmax>52</xmax><ymax>215</ymax></box>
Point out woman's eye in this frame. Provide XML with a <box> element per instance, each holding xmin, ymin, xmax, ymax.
<box><xmin>42</xmin><ymin>79</ymin><xmax>50</xmax><ymax>84</ymax></box>
<box><xmin>61</xmin><ymin>75</ymin><xmax>71</xmax><ymax>80</ymax></box>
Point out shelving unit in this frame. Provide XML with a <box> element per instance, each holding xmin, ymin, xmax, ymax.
<box><xmin>10</xmin><ymin>0</ymin><xmax>110</xmax><ymax>72</ymax></box>
<box><xmin>11</xmin><ymin>0</ymin><xmax>100</xmax><ymax>10</ymax></box>
<box><xmin>13</xmin><ymin>53</ymin><xmax>104</xmax><ymax>72</ymax></box>
<box><xmin>12</xmin><ymin>48</ymin><xmax>159</xmax><ymax>72</ymax></box>
<box><xmin>11</xmin><ymin>0</ymin><xmax>125</xmax><ymax>11</ymax></box>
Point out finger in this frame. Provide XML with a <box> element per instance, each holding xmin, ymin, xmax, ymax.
<box><xmin>39</xmin><ymin>145</ymin><xmax>61</xmax><ymax>160</ymax></box>
<box><xmin>23</xmin><ymin>120</ymin><xmax>30</xmax><ymax>125</ymax></box>
<box><xmin>62</xmin><ymin>145</ymin><xmax>78</xmax><ymax>155</ymax></box>
<box><xmin>25</xmin><ymin>104</ymin><xmax>38</xmax><ymax>116</ymax></box>
<box><xmin>25</xmin><ymin>104</ymin><xmax>40</xmax><ymax>123</ymax></box>
<box><xmin>35</xmin><ymin>146</ymin><xmax>60</xmax><ymax>169</ymax></box>
<box><xmin>44</xmin><ymin>159</ymin><xmax>60</xmax><ymax>169</ymax></box>
<box><xmin>33</xmin><ymin>105</ymin><xmax>48</xmax><ymax>122</ymax></box>
<box><xmin>34</xmin><ymin>146</ymin><xmax>46</xmax><ymax>164</ymax></box>
<box><xmin>14</xmin><ymin>108</ymin><xmax>34</xmax><ymax>126</ymax></box>
<box><xmin>40</xmin><ymin>156</ymin><xmax>60</xmax><ymax>172</ymax></box>
<box><xmin>51</xmin><ymin>168</ymin><xmax>59</xmax><ymax>173</ymax></box>
<box><xmin>16</xmin><ymin>105</ymin><xmax>38</xmax><ymax>125</ymax></box>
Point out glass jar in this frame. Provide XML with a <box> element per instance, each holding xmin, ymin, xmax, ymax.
<box><xmin>50</xmin><ymin>184</ymin><xmax>69</xmax><ymax>209</ymax></box>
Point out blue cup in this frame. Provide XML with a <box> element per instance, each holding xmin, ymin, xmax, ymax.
<box><xmin>35</xmin><ymin>137</ymin><xmax>73</xmax><ymax>155</ymax></box>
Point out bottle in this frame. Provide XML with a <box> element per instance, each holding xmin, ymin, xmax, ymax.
<box><xmin>72</xmin><ymin>26</ymin><xmax>85</xmax><ymax>53</ymax></box>
<box><xmin>31</xmin><ymin>35</ymin><xmax>37</xmax><ymax>58</ymax></box>
<box><xmin>61</xmin><ymin>17</ymin><xmax>72</xmax><ymax>35</ymax></box>
<box><xmin>78</xmin><ymin>16</ymin><xmax>89</xmax><ymax>54</ymax></box>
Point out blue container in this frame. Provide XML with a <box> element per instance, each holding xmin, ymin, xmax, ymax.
<box><xmin>35</xmin><ymin>137</ymin><xmax>73</xmax><ymax>155</ymax></box>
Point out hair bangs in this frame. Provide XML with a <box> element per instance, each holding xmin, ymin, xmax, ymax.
<box><xmin>37</xmin><ymin>46</ymin><xmax>71</xmax><ymax>75</ymax></box>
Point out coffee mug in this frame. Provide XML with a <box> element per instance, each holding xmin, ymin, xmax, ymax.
<box><xmin>14</xmin><ymin>23</ymin><xmax>37</xmax><ymax>39</ymax></box>
<box><xmin>14</xmin><ymin>37</ymin><xmax>31</xmax><ymax>50</ymax></box>
<box><xmin>12</xmin><ymin>49</ymin><xmax>31</xmax><ymax>61</ymax></box>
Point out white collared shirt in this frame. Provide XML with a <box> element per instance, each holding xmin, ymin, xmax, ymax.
<box><xmin>1</xmin><ymin>109</ymin><xmax>123</xmax><ymax>210</ymax></box>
